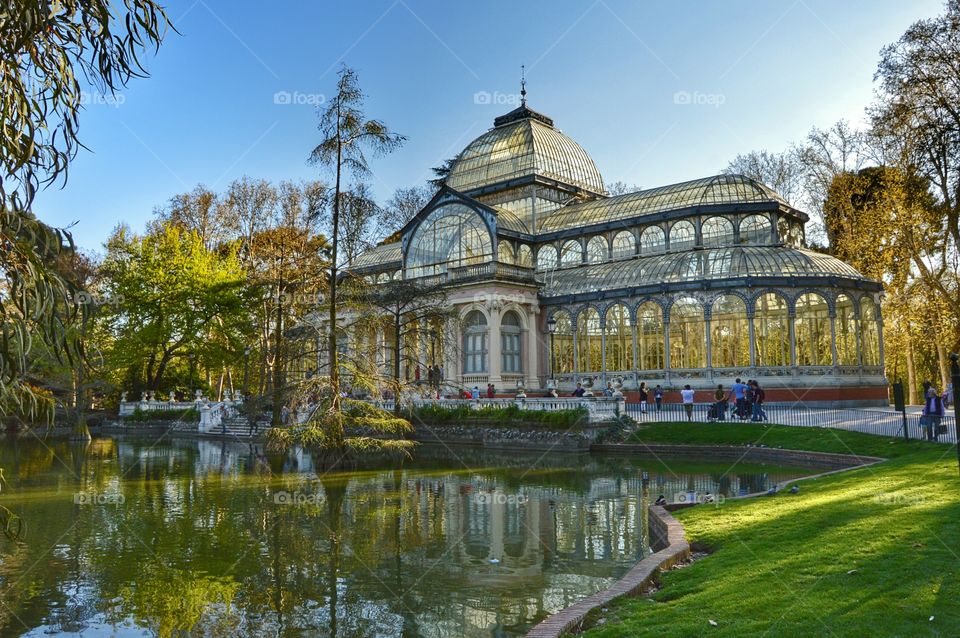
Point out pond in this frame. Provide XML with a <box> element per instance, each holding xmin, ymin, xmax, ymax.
<box><xmin>0</xmin><ymin>436</ymin><xmax>819</xmax><ymax>637</ymax></box>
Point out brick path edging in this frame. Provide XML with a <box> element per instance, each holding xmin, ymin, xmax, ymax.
<box><xmin>590</xmin><ymin>443</ymin><xmax>884</xmax><ymax>469</ymax></box>
<box><xmin>525</xmin><ymin>505</ymin><xmax>691</xmax><ymax>638</ymax></box>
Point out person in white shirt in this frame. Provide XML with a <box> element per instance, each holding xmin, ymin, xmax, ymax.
<box><xmin>680</xmin><ymin>384</ymin><xmax>696</xmax><ymax>421</ymax></box>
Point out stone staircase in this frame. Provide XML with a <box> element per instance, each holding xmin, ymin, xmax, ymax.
<box><xmin>208</xmin><ymin>415</ymin><xmax>271</xmax><ymax>438</ymax></box>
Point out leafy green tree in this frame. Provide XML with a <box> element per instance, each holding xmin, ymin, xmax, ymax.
<box><xmin>99</xmin><ymin>224</ymin><xmax>252</xmax><ymax>393</ymax></box>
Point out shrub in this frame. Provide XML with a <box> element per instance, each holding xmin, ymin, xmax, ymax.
<box><xmin>404</xmin><ymin>404</ymin><xmax>589</xmax><ymax>430</ymax></box>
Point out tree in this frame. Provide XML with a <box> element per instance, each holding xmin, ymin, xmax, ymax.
<box><xmin>380</xmin><ymin>185</ymin><xmax>432</xmax><ymax>234</ymax></box>
<box><xmin>605</xmin><ymin>181</ymin><xmax>642</xmax><ymax>196</ymax></box>
<box><xmin>308</xmin><ymin>65</ymin><xmax>405</xmax><ymax>411</ymax></box>
<box><xmin>345</xmin><ymin>277</ymin><xmax>455</xmax><ymax>414</ymax></box>
<box><xmin>428</xmin><ymin>157</ymin><xmax>458</xmax><ymax>189</ymax></box>
<box><xmin>152</xmin><ymin>185</ymin><xmax>223</xmax><ymax>247</ymax></box>
<box><xmin>723</xmin><ymin>149</ymin><xmax>806</xmax><ymax>206</ymax></box>
<box><xmin>100</xmin><ymin>224</ymin><xmax>251</xmax><ymax>393</ymax></box>
<box><xmin>337</xmin><ymin>182</ymin><xmax>381</xmax><ymax>267</ymax></box>
<box><xmin>0</xmin><ymin>1</ymin><xmax>171</xmax><ymax>423</ymax></box>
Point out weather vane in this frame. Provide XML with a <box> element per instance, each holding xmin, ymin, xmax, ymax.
<box><xmin>520</xmin><ymin>64</ymin><xmax>527</xmax><ymax>106</ymax></box>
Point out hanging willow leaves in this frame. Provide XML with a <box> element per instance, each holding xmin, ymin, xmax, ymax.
<box><xmin>0</xmin><ymin>1</ymin><xmax>172</xmax><ymax>415</ymax></box>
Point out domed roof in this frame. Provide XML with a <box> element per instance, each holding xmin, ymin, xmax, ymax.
<box><xmin>445</xmin><ymin>105</ymin><xmax>605</xmax><ymax>195</ymax></box>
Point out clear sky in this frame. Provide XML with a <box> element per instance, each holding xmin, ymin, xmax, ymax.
<box><xmin>36</xmin><ymin>0</ymin><xmax>945</xmax><ymax>251</ymax></box>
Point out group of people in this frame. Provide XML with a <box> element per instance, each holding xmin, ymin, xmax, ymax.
<box><xmin>709</xmin><ymin>378</ymin><xmax>767</xmax><ymax>422</ymax></box>
<box><xmin>463</xmin><ymin>384</ymin><xmax>497</xmax><ymax>400</ymax></box>
<box><xmin>413</xmin><ymin>365</ymin><xmax>444</xmax><ymax>389</ymax></box>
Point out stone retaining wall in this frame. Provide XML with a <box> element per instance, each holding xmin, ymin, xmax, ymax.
<box><xmin>412</xmin><ymin>423</ymin><xmax>595</xmax><ymax>451</ymax></box>
<box><xmin>590</xmin><ymin>443</ymin><xmax>883</xmax><ymax>469</ymax></box>
<box><xmin>526</xmin><ymin>506</ymin><xmax>691</xmax><ymax>637</ymax></box>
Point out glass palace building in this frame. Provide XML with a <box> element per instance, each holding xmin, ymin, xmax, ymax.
<box><xmin>349</xmin><ymin>103</ymin><xmax>886</xmax><ymax>406</ymax></box>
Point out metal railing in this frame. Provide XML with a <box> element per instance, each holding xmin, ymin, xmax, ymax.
<box><xmin>624</xmin><ymin>401</ymin><xmax>957</xmax><ymax>444</ymax></box>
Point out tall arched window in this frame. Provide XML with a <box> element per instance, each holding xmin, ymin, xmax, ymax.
<box><xmin>462</xmin><ymin>310</ymin><xmax>488</xmax><ymax>374</ymax></box>
<box><xmin>604</xmin><ymin>304</ymin><xmax>633</xmax><ymax>372</ymax></box>
<box><xmin>501</xmin><ymin>311</ymin><xmax>522</xmax><ymax>374</ymax></box>
<box><xmin>586</xmin><ymin>236</ymin><xmax>607</xmax><ymax>263</ymax></box>
<box><xmin>711</xmin><ymin>295</ymin><xmax>749</xmax><ymax>368</ymax></box>
<box><xmin>640</xmin><ymin>226</ymin><xmax>666</xmax><ymax>254</ymax></box>
<box><xmin>537</xmin><ymin>245</ymin><xmax>558</xmax><ymax>271</ymax></box>
<box><xmin>739</xmin><ymin>214</ymin><xmax>772</xmax><ymax>244</ymax></box>
<box><xmin>754</xmin><ymin>292</ymin><xmax>790</xmax><ymax>367</ymax></box>
<box><xmin>669</xmin><ymin>297</ymin><xmax>706</xmax><ymax>369</ymax></box>
<box><xmin>835</xmin><ymin>294</ymin><xmax>859</xmax><ymax>366</ymax></box>
<box><xmin>577</xmin><ymin>308</ymin><xmax>602</xmax><ymax>372</ymax></box>
<box><xmin>551</xmin><ymin>312</ymin><xmax>574</xmax><ymax>374</ymax></box>
<box><xmin>517</xmin><ymin>244</ymin><xmax>533</xmax><ymax>268</ymax></box>
<box><xmin>560</xmin><ymin>240</ymin><xmax>583</xmax><ymax>267</ymax></box>
<box><xmin>636</xmin><ymin>302</ymin><xmax>664</xmax><ymax>371</ymax></box>
<box><xmin>860</xmin><ymin>297</ymin><xmax>881</xmax><ymax>367</ymax></box>
<box><xmin>701</xmin><ymin>217</ymin><xmax>734</xmax><ymax>248</ymax></box>
<box><xmin>795</xmin><ymin>293</ymin><xmax>831</xmax><ymax>366</ymax></box>
<box><xmin>611</xmin><ymin>231</ymin><xmax>636</xmax><ymax>260</ymax></box>
<box><xmin>406</xmin><ymin>203</ymin><xmax>492</xmax><ymax>278</ymax></box>
<box><xmin>497</xmin><ymin>241</ymin><xmax>514</xmax><ymax>264</ymax></box>
<box><xmin>669</xmin><ymin>220</ymin><xmax>696</xmax><ymax>251</ymax></box>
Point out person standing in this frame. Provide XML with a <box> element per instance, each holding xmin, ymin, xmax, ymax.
<box><xmin>487</xmin><ymin>383</ymin><xmax>495</xmax><ymax>399</ymax></box>
<box><xmin>471</xmin><ymin>386</ymin><xmax>480</xmax><ymax>400</ymax></box>
<box><xmin>728</xmin><ymin>378</ymin><xmax>746</xmax><ymax>419</ymax></box>
<box><xmin>921</xmin><ymin>380</ymin><xmax>945</xmax><ymax>441</ymax></box>
<box><xmin>638</xmin><ymin>382</ymin><xmax>649</xmax><ymax>414</ymax></box>
<box><xmin>751</xmin><ymin>380</ymin><xmax>767</xmax><ymax>422</ymax></box>
<box><xmin>654</xmin><ymin>385</ymin><xmax>664</xmax><ymax>412</ymax></box>
<box><xmin>681</xmin><ymin>385</ymin><xmax>695</xmax><ymax>422</ymax></box>
<box><xmin>712</xmin><ymin>384</ymin><xmax>726</xmax><ymax>421</ymax></box>
<box><xmin>572</xmin><ymin>382</ymin><xmax>586</xmax><ymax>397</ymax></box>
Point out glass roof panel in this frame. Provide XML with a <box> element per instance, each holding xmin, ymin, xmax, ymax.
<box><xmin>538</xmin><ymin>174</ymin><xmax>789</xmax><ymax>233</ymax></box>
<box><xmin>350</xmin><ymin>242</ymin><xmax>402</xmax><ymax>269</ymax></box>
<box><xmin>540</xmin><ymin>247</ymin><xmax>866</xmax><ymax>298</ymax></box>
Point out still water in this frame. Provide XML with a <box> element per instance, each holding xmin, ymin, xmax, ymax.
<box><xmin>0</xmin><ymin>436</ymin><xmax>816</xmax><ymax>637</ymax></box>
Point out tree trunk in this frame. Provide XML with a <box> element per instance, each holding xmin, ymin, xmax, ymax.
<box><xmin>272</xmin><ymin>281</ymin><xmax>285</xmax><ymax>426</ymax></box>
<box><xmin>905</xmin><ymin>324</ymin><xmax>917</xmax><ymax>405</ymax></box>
<box><xmin>393</xmin><ymin>314</ymin><xmax>402</xmax><ymax>416</ymax></box>
<box><xmin>328</xmin><ymin>132</ymin><xmax>343</xmax><ymax>413</ymax></box>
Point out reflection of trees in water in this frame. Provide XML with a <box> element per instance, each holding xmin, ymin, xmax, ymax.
<box><xmin>0</xmin><ymin>437</ymin><xmax>812</xmax><ymax>637</ymax></box>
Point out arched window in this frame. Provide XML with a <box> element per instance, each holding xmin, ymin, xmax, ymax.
<box><xmin>586</xmin><ymin>236</ymin><xmax>607</xmax><ymax>263</ymax></box>
<box><xmin>835</xmin><ymin>294</ymin><xmax>859</xmax><ymax>366</ymax></box>
<box><xmin>406</xmin><ymin>203</ymin><xmax>492</xmax><ymax>278</ymax></box>
<box><xmin>462</xmin><ymin>310</ymin><xmax>488</xmax><ymax>374</ymax></box>
<box><xmin>640</xmin><ymin>226</ymin><xmax>666</xmax><ymax>254</ymax></box>
<box><xmin>739</xmin><ymin>215</ymin><xmax>772</xmax><ymax>245</ymax></box>
<box><xmin>795</xmin><ymin>293</ymin><xmax>831</xmax><ymax>366</ymax></box>
<box><xmin>497</xmin><ymin>241</ymin><xmax>514</xmax><ymax>264</ymax></box>
<box><xmin>560</xmin><ymin>240</ymin><xmax>583</xmax><ymax>267</ymax></box>
<box><xmin>754</xmin><ymin>292</ymin><xmax>790</xmax><ymax>367</ymax></box>
<box><xmin>550</xmin><ymin>312</ymin><xmax>574</xmax><ymax>374</ymax></box>
<box><xmin>537</xmin><ymin>245</ymin><xmax>558</xmax><ymax>271</ymax></box>
<box><xmin>577</xmin><ymin>308</ymin><xmax>602</xmax><ymax>372</ymax></box>
<box><xmin>711</xmin><ymin>295</ymin><xmax>749</xmax><ymax>368</ymax></box>
<box><xmin>636</xmin><ymin>301</ymin><xmax>664</xmax><ymax>371</ymax></box>
<box><xmin>604</xmin><ymin>304</ymin><xmax>633</xmax><ymax>372</ymax></box>
<box><xmin>500</xmin><ymin>311</ymin><xmax>522</xmax><ymax>374</ymax></box>
<box><xmin>860</xmin><ymin>297</ymin><xmax>881</xmax><ymax>367</ymax></box>
<box><xmin>669</xmin><ymin>220</ymin><xmax>696</xmax><ymax>251</ymax></box>
<box><xmin>701</xmin><ymin>217</ymin><xmax>734</xmax><ymax>248</ymax></box>
<box><xmin>611</xmin><ymin>231</ymin><xmax>636</xmax><ymax>260</ymax></box>
<box><xmin>517</xmin><ymin>244</ymin><xmax>533</xmax><ymax>268</ymax></box>
<box><xmin>669</xmin><ymin>296</ymin><xmax>706</xmax><ymax>369</ymax></box>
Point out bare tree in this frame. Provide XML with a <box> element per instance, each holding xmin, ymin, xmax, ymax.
<box><xmin>380</xmin><ymin>185</ymin><xmax>432</xmax><ymax>234</ymax></box>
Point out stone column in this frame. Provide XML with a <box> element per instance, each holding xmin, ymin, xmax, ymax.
<box><xmin>525</xmin><ymin>305</ymin><xmax>540</xmax><ymax>389</ymax></box>
<box><xmin>788</xmin><ymin>313</ymin><xmax>798</xmax><ymax>372</ymax></box>
<box><xmin>631</xmin><ymin>321</ymin><xmax>639</xmax><ymax>389</ymax></box>
<box><xmin>600</xmin><ymin>323</ymin><xmax>607</xmax><ymax>385</ymax></box>
<box><xmin>829</xmin><ymin>315</ymin><xmax>839</xmax><ymax>369</ymax></box>
<box><xmin>488</xmin><ymin>304</ymin><xmax>502</xmax><ymax>386</ymax></box>
<box><xmin>747</xmin><ymin>313</ymin><xmax>757</xmax><ymax>369</ymax></box>
<box><xmin>663</xmin><ymin>320</ymin><xmax>671</xmax><ymax>384</ymax></box>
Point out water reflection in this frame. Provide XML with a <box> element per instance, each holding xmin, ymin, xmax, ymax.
<box><xmin>0</xmin><ymin>436</ymin><xmax>815</xmax><ymax>637</ymax></box>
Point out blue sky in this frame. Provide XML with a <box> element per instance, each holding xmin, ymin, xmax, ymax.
<box><xmin>36</xmin><ymin>0</ymin><xmax>945</xmax><ymax>251</ymax></box>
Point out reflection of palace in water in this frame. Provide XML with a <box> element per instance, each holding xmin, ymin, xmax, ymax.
<box><xmin>1</xmin><ymin>438</ymin><xmax>810</xmax><ymax>637</ymax></box>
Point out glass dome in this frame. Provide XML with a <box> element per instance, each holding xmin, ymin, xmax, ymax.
<box><xmin>540</xmin><ymin>246</ymin><xmax>867</xmax><ymax>297</ymax></box>
<box><xmin>445</xmin><ymin>106</ymin><xmax>605</xmax><ymax>195</ymax></box>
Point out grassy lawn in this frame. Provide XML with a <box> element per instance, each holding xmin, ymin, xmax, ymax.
<box><xmin>583</xmin><ymin>423</ymin><xmax>960</xmax><ymax>637</ymax></box>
